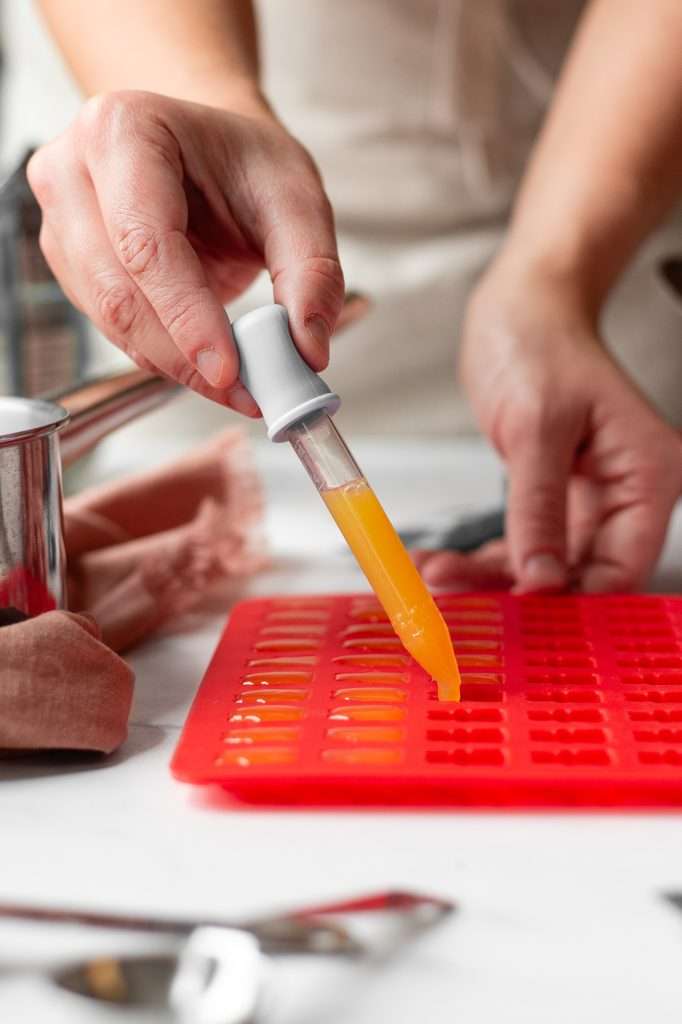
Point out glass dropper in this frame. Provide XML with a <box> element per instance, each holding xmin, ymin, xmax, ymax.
<box><xmin>232</xmin><ymin>305</ymin><xmax>461</xmax><ymax>700</ymax></box>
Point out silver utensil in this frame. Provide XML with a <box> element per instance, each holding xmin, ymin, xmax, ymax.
<box><xmin>0</xmin><ymin>891</ymin><xmax>454</xmax><ymax>1020</ymax></box>
<box><xmin>53</xmin><ymin>926</ymin><xmax>262</xmax><ymax>1024</ymax></box>
<box><xmin>0</xmin><ymin>888</ymin><xmax>454</xmax><ymax>957</ymax></box>
<box><xmin>0</xmin><ymin>369</ymin><xmax>177</xmax><ymax>618</ymax></box>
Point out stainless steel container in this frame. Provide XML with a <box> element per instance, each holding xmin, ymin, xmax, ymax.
<box><xmin>0</xmin><ymin>397</ymin><xmax>69</xmax><ymax>615</ymax></box>
<box><xmin>0</xmin><ymin>370</ymin><xmax>177</xmax><ymax>618</ymax></box>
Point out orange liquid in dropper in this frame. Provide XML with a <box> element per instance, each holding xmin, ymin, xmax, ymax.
<box><xmin>323</xmin><ymin>480</ymin><xmax>461</xmax><ymax>700</ymax></box>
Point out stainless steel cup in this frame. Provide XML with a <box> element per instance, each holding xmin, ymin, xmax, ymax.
<box><xmin>0</xmin><ymin>396</ymin><xmax>69</xmax><ymax>615</ymax></box>
<box><xmin>0</xmin><ymin>370</ymin><xmax>178</xmax><ymax>619</ymax></box>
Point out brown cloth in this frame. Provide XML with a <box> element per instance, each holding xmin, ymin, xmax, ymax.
<box><xmin>0</xmin><ymin>428</ymin><xmax>264</xmax><ymax>755</ymax></box>
<box><xmin>65</xmin><ymin>428</ymin><xmax>265</xmax><ymax>653</ymax></box>
<box><xmin>0</xmin><ymin>611</ymin><xmax>134</xmax><ymax>754</ymax></box>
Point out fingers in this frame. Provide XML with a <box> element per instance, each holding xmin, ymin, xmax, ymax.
<box><xmin>29</xmin><ymin>142</ymin><xmax>258</xmax><ymax>415</ymax></box>
<box><xmin>416</xmin><ymin>541</ymin><xmax>515</xmax><ymax>591</ymax></box>
<box><xmin>263</xmin><ymin>169</ymin><xmax>345</xmax><ymax>371</ymax></box>
<box><xmin>579</xmin><ymin>501</ymin><xmax>665</xmax><ymax>592</ymax></box>
<box><xmin>578</xmin><ymin>468</ymin><xmax>679</xmax><ymax>592</ymax></box>
<box><xmin>80</xmin><ymin>95</ymin><xmax>239</xmax><ymax>391</ymax></box>
<box><xmin>505</xmin><ymin>421</ymin><xmax>579</xmax><ymax>593</ymax></box>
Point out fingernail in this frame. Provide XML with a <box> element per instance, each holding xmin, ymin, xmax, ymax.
<box><xmin>523</xmin><ymin>553</ymin><xmax>566</xmax><ymax>591</ymax></box>
<box><xmin>196</xmin><ymin>348</ymin><xmax>225</xmax><ymax>387</ymax></box>
<box><xmin>305</xmin><ymin>314</ymin><xmax>330</xmax><ymax>353</ymax></box>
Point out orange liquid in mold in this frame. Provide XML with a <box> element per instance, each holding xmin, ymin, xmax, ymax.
<box><xmin>229</xmin><ymin>706</ymin><xmax>304</xmax><ymax>723</ymax></box>
<box><xmin>241</xmin><ymin>672</ymin><xmax>312</xmax><ymax>686</ymax></box>
<box><xmin>224</xmin><ymin>726</ymin><xmax>301</xmax><ymax>745</ymax></box>
<box><xmin>236</xmin><ymin>689</ymin><xmax>308</xmax><ymax>705</ymax></box>
<box><xmin>457</xmin><ymin>655</ymin><xmax>503</xmax><ymax>670</ymax></box>
<box><xmin>322</xmin><ymin>481</ymin><xmax>461</xmax><ymax>700</ymax></box>
<box><xmin>333</xmin><ymin>686</ymin><xmax>407</xmax><ymax>703</ymax></box>
<box><xmin>457</xmin><ymin>673</ymin><xmax>504</xmax><ymax>686</ymax></box>
<box><xmin>333</xmin><ymin>672</ymin><xmax>407</xmax><ymax>684</ymax></box>
<box><xmin>329</xmin><ymin>704</ymin><xmax>406</xmax><ymax>722</ymax></box>
<box><xmin>216</xmin><ymin>747</ymin><xmax>297</xmax><ymax>768</ymax></box>
<box><xmin>254</xmin><ymin>639</ymin><xmax>319</xmax><ymax>653</ymax></box>
<box><xmin>332</xmin><ymin>654</ymin><xmax>410</xmax><ymax>669</ymax></box>
<box><xmin>247</xmin><ymin>656</ymin><xmax>316</xmax><ymax>670</ymax></box>
<box><xmin>342</xmin><ymin>638</ymin><xmax>404</xmax><ymax>650</ymax></box>
<box><xmin>341</xmin><ymin>623</ymin><xmax>396</xmax><ymax>636</ymax></box>
<box><xmin>326</xmin><ymin>725</ymin><xmax>405</xmax><ymax>744</ymax></box>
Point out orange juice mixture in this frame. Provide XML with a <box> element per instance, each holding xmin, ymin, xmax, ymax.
<box><xmin>323</xmin><ymin>480</ymin><xmax>461</xmax><ymax>700</ymax></box>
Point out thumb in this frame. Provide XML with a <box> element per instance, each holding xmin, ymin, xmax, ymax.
<box><xmin>506</xmin><ymin>427</ymin><xmax>574</xmax><ymax>592</ymax></box>
<box><xmin>263</xmin><ymin>186</ymin><xmax>345</xmax><ymax>372</ymax></box>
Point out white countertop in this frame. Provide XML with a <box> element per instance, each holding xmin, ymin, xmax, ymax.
<box><xmin>3</xmin><ymin>419</ymin><xmax>682</xmax><ymax>1022</ymax></box>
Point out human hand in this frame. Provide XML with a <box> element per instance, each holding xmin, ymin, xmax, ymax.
<box><xmin>418</xmin><ymin>263</ymin><xmax>682</xmax><ymax>593</ymax></box>
<box><xmin>27</xmin><ymin>91</ymin><xmax>345</xmax><ymax>414</ymax></box>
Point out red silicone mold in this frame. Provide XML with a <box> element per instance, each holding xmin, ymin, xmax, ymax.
<box><xmin>171</xmin><ymin>593</ymin><xmax>682</xmax><ymax>806</ymax></box>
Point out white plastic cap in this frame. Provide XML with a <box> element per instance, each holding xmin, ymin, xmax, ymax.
<box><xmin>232</xmin><ymin>304</ymin><xmax>340</xmax><ymax>442</ymax></box>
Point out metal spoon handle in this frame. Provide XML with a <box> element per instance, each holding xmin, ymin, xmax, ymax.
<box><xmin>0</xmin><ymin>900</ymin><xmax>356</xmax><ymax>955</ymax></box>
<box><xmin>0</xmin><ymin>888</ymin><xmax>453</xmax><ymax>956</ymax></box>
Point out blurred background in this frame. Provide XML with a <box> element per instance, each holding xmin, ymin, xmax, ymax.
<box><xmin>0</xmin><ymin>1</ymin><xmax>125</xmax><ymax>399</ymax></box>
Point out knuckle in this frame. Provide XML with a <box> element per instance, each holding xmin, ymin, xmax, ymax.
<box><xmin>160</xmin><ymin>287</ymin><xmax>211</xmax><ymax>341</ymax></box>
<box><xmin>80</xmin><ymin>91</ymin><xmax>156</xmax><ymax>161</ymax></box>
<box><xmin>81</xmin><ymin>90</ymin><xmax>136</xmax><ymax>134</ymax></box>
<box><xmin>115</xmin><ymin>222</ymin><xmax>160</xmax><ymax>276</ymax></box>
<box><xmin>26</xmin><ymin>147</ymin><xmax>56</xmax><ymax>207</ymax></box>
<box><xmin>504</xmin><ymin>394</ymin><xmax>571</xmax><ymax>451</ymax></box>
<box><xmin>37</xmin><ymin>224</ymin><xmax>55</xmax><ymax>263</ymax></box>
<box><xmin>301</xmin><ymin>254</ymin><xmax>345</xmax><ymax>294</ymax></box>
<box><xmin>95</xmin><ymin>281</ymin><xmax>140</xmax><ymax>336</ymax></box>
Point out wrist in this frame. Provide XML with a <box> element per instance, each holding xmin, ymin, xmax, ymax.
<box><xmin>204</xmin><ymin>75</ymin><xmax>274</xmax><ymax>121</ymax></box>
<box><xmin>500</xmin><ymin>174</ymin><xmax>649</xmax><ymax>317</ymax></box>
<box><xmin>145</xmin><ymin>69</ymin><xmax>275</xmax><ymax>122</ymax></box>
<box><xmin>478</xmin><ymin>246</ymin><xmax>601</xmax><ymax>329</ymax></box>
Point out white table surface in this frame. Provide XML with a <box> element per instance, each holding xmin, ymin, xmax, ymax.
<box><xmin>3</xmin><ymin>418</ymin><xmax>682</xmax><ymax>1023</ymax></box>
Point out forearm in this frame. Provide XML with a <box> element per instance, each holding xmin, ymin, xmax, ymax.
<box><xmin>503</xmin><ymin>0</ymin><xmax>682</xmax><ymax>312</ymax></box>
<box><xmin>37</xmin><ymin>0</ymin><xmax>270</xmax><ymax>115</ymax></box>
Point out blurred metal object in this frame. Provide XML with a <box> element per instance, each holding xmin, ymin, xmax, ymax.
<box><xmin>0</xmin><ymin>895</ymin><xmax>359</xmax><ymax>957</ymax></box>
<box><xmin>400</xmin><ymin>506</ymin><xmax>506</xmax><ymax>553</ymax></box>
<box><xmin>53</xmin><ymin>367</ymin><xmax>179</xmax><ymax>467</ymax></box>
<box><xmin>55</xmin><ymin>927</ymin><xmax>263</xmax><ymax>1024</ymax></box>
<box><xmin>0</xmin><ymin>150</ymin><xmax>88</xmax><ymax>397</ymax></box>
<box><xmin>5</xmin><ymin>891</ymin><xmax>454</xmax><ymax>1021</ymax></box>
<box><xmin>0</xmin><ymin>396</ymin><xmax>69</xmax><ymax>613</ymax></box>
<box><xmin>0</xmin><ymin>888</ymin><xmax>454</xmax><ymax>958</ymax></box>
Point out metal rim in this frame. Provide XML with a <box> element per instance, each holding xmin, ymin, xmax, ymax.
<box><xmin>0</xmin><ymin>396</ymin><xmax>70</xmax><ymax>447</ymax></box>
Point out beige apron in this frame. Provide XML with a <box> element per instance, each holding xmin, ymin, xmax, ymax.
<box><xmin>225</xmin><ymin>0</ymin><xmax>682</xmax><ymax>435</ymax></box>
